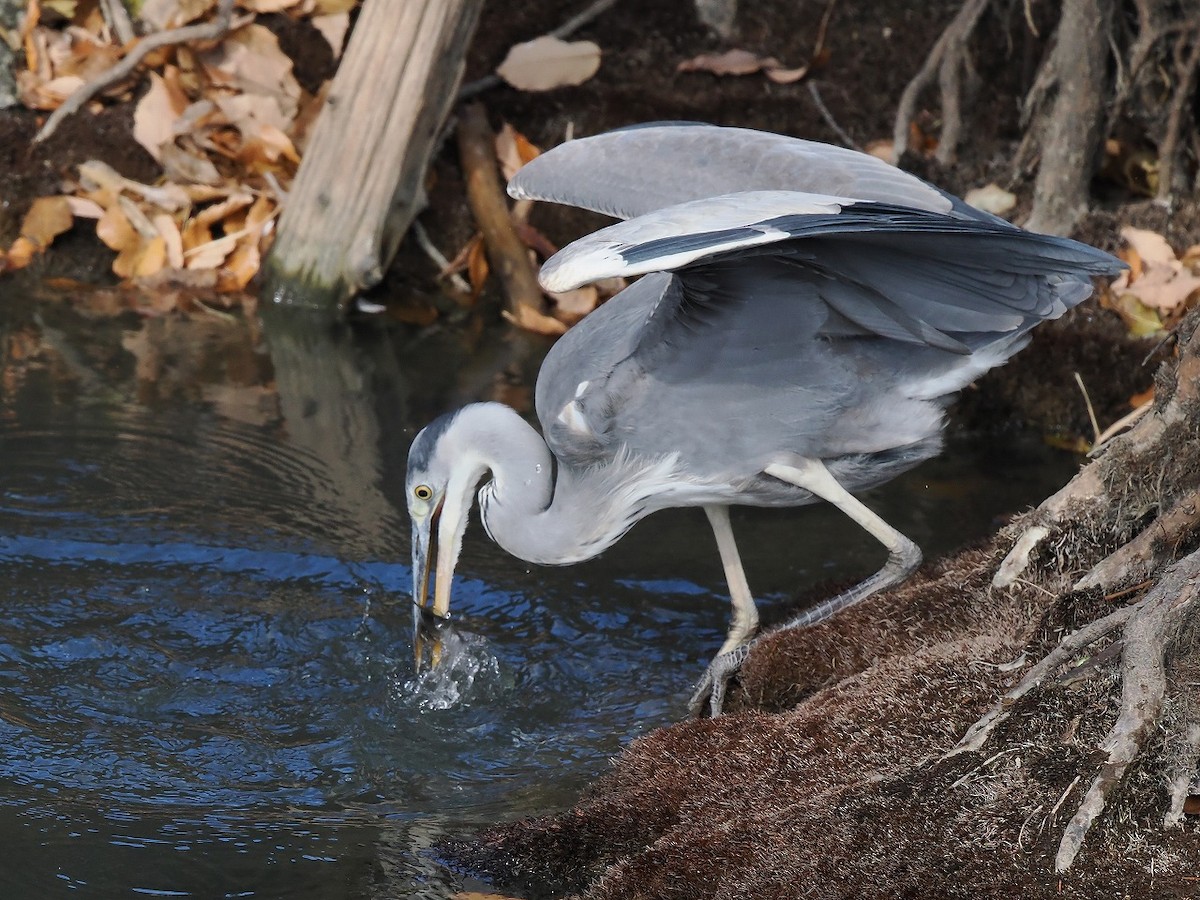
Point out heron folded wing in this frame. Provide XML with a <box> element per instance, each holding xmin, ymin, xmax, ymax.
<box><xmin>507</xmin><ymin>123</ymin><xmax>954</xmax><ymax>219</ymax></box>
<box><xmin>538</xmin><ymin>192</ymin><xmax>1122</xmax><ymax>305</ymax></box>
<box><xmin>539</xmin><ymin>191</ymin><xmax>860</xmax><ymax>292</ymax></box>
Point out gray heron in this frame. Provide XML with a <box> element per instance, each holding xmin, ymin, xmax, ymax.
<box><xmin>405</xmin><ymin>123</ymin><xmax>1123</xmax><ymax>716</ymax></box>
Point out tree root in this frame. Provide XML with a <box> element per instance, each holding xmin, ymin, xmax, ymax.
<box><xmin>889</xmin><ymin>0</ymin><xmax>991</xmax><ymax>165</ymax></box>
<box><xmin>1075</xmin><ymin>487</ymin><xmax>1200</xmax><ymax>592</ymax></box>
<box><xmin>894</xmin><ymin>0</ymin><xmax>1200</xmax><ymax>224</ymax></box>
<box><xmin>953</xmin><ymin>549</ymin><xmax>1200</xmax><ymax>871</ymax></box>
<box><xmin>945</xmin><ymin>603</ymin><xmax>1136</xmax><ymax>758</ymax></box>
<box><xmin>955</xmin><ymin>314</ymin><xmax>1200</xmax><ymax>870</ymax></box>
<box><xmin>995</xmin><ymin>320</ymin><xmax>1200</xmax><ymax>592</ymax></box>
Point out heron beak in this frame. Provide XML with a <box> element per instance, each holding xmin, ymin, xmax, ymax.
<box><xmin>411</xmin><ymin>498</ymin><xmax>450</xmax><ymax>671</ymax></box>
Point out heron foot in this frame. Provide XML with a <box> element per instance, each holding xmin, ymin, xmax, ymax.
<box><xmin>687</xmin><ymin>642</ymin><xmax>754</xmax><ymax>718</ymax></box>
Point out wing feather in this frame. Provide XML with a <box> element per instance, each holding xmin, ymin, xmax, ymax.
<box><xmin>508</xmin><ymin>123</ymin><xmax>954</xmax><ymax>218</ymax></box>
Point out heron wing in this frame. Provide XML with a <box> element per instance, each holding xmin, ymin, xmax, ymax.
<box><xmin>508</xmin><ymin>123</ymin><xmax>955</xmax><ymax>218</ymax></box>
<box><xmin>539</xmin><ymin>192</ymin><xmax>1123</xmax><ymax>351</ymax></box>
<box><xmin>534</xmin><ymin>199</ymin><xmax>1123</xmax><ymax>476</ymax></box>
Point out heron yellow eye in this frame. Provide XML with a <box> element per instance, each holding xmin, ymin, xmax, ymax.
<box><xmin>413</xmin><ymin>485</ymin><xmax>433</xmax><ymax>501</ymax></box>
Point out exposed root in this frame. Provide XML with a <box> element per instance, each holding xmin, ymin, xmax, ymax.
<box><xmin>995</xmin><ymin>319</ymin><xmax>1200</xmax><ymax>590</ymax></box>
<box><xmin>945</xmin><ymin>602</ymin><xmax>1136</xmax><ymax>757</ymax></box>
<box><xmin>953</xmin><ymin>549</ymin><xmax>1200</xmax><ymax>871</ymax></box>
<box><xmin>889</xmin><ymin>0</ymin><xmax>991</xmax><ymax>165</ymax></box>
<box><xmin>1164</xmin><ymin>722</ymin><xmax>1200</xmax><ymax>827</ymax></box>
<box><xmin>1155</xmin><ymin>16</ymin><xmax>1200</xmax><ymax>203</ymax></box>
<box><xmin>1056</xmin><ymin>553</ymin><xmax>1197</xmax><ymax>869</ymax></box>
<box><xmin>1075</xmin><ymin>487</ymin><xmax>1200</xmax><ymax>591</ymax></box>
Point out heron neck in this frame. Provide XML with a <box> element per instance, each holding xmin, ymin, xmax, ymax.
<box><xmin>458</xmin><ymin>405</ymin><xmax>653</xmax><ymax>566</ymax></box>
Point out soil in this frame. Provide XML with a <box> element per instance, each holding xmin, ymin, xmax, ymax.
<box><xmin>3</xmin><ymin>1</ymin><xmax>1199</xmax><ymax>898</ymax></box>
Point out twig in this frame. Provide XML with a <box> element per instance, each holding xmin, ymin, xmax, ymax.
<box><xmin>456</xmin><ymin>103</ymin><xmax>545</xmax><ymax>319</ymax></box>
<box><xmin>411</xmin><ymin>219</ymin><xmax>472</xmax><ymax>294</ymax></box>
<box><xmin>458</xmin><ymin>0</ymin><xmax>620</xmax><ymax>100</ymax></box>
<box><xmin>35</xmin><ymin>0</ymin><xmax>237</xmax><ymax>143</ymax></box>
<box><xmin>100</xmin><ymin>0</ymin><xmax>135</xmax><ymax>45</ymax></box>
<box><xmin>1073</xmin><ymin>371</ymin><xmax>1101</xmax><ymax>445</ymax></box>
<box><xmin>806</xmin><ymin>81</ymin><xmax>858</xmax><ymax>151</ymax></box>
<box><xmin>1090</xmin><ymin>400</ymin><xmax>1152</xmax><ymax>451</ymax></box>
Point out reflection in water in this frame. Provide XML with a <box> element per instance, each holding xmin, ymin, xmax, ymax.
<box><xmin>0</xmin><ymin>282</ymin><xmax>1081</xmax><ymax>897</ymax></box>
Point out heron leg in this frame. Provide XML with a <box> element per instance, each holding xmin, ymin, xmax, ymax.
<box><xmin>764</xmin><ymin>456</ymin><xmax>922</xmax><ymax>630</ymax></box>
<box><xmin>686</xmin><ymin>506</ymin><xmax>760</xmax><ymax>718</ymax></box>
<box><xmin>703</xmin><ymin>504</ymin><xmax>759</xmax><ymax>655</ymax></box>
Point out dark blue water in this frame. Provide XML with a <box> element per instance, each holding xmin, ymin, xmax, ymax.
<box><xmin>0</xmin><ymin>289</ymin><xmax>1079</xmax><ymax>897</ymax></box>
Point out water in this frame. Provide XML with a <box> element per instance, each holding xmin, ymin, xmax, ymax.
<box><xmin>0</xmin><ymin>283</ymin><xmax>1079</xmax><ymax>897</ymax></box>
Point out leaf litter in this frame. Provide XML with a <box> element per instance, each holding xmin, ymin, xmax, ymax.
<box><xmin>1</xmin><ymin>0</ymin><xmax>343</xmax><ymax>305</ymax></box>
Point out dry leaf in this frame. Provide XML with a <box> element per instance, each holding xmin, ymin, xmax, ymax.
<box><xmin>239</xmin><ymin>0</ymin><xmax>302</xmax><ymax>11</ymax></box>
<box><xmin>1110</xmin><ymin>226</ymin><xmax>1200</xmax><ymax>313</ymax></box>
<box><xmin>1106</xmin><ymin>292</ymin><xmax>1164</xmax><ymax>337</ymax></box>
<box><xmin>134</xmin><ymin>71</ymin><xmax>187</xmax><ymax>161</ymax></box>
<box><xmin>964</xmin><ymin>183</ymin><xmax>1016</xmax><ymax>216</ymax></box>
<box><xmin>677</xmin><ymin>48</ymin><xmax>811</xmax><ymax>83</ymax></box>
<box><xmin>496</xmin><ymin>36</ymin><xmax>601</xmax><ymax>92</ymax></box>
<box><xmin>549</xmin><ymin>284</ymin><xmax>598</xmax><ymax>324</ymax></box>
<box><xmin>764</xmin><ymin>63</ymin><xmax>812</xmax><ymax>84</ymax></box>
<box><xmin>97</xmin><ymin>204</ymin><xmax>138</xmax><ymax>252</ymax></box>
<box><xmin>153</xmin><ymin>213</ymin><xmax>185</xmax><ymax>269</ymax></box>
<box><xmin>4</xmin><ymin>237</ymin><xmax>38</xmax><ymax>270</ymax></box>
<box><xmin>201</xmin><ymin>25</ymin><xmax>301</xmax><ymax>121</ymax></box>
<box><xmin>221</xmin><ymin>239</ymin><xmax>260</xmax><ymax>290</ymax></box>
<box><xmin>503</xmin><ymin>302</ymin><xmax>568</xmax><ymax>336</ymax></box>
<box><xmin>160</xmin><ymin>142</ymin><xmax>223</xmax><ymax>185</ymax></box>
<box><xmin>140</xmin><ymin>0</ymin><xmax>218</xmax><ymax>30</ymax></box>
<box><xmin>678</xmin><ymin>49</ymin><xmax>771</xmax><ymax>76</ymax></box>
<box><xmin>20</xmin><ymin>196</ymin><xmax>74</xmax><ymax>248</ymax></box>
<box><xmin>467</xmin><ymin>235</ymin><xmax>489</xmax><ymax>301</ymax></box>
<box><xmin>495</xmin><ymin>123</ymin><xmax>542</xmax><ymax>182</ymax></box>
<box><xmin>185</xmin><ymin>233</ymin><xmax>238</xmax><ymax>269</ymax></box>
<box><xmin>311</xmin><ymin>0</ymin><xmax>357</xmax><ymax>12</ymax></box>
<box><xmin>20</xmin><ymin>72</ymin><xmax>85</xmax><ymax>109</ymax></box>
<box><xmin>65</xmin><ymin>196</ymin><xmax>105</xmax><ymax>219</ymax></box>
<box><xmin>114</xmin><ymin>234</ymin><xmax>167</xmax><ymax>279</ymax></box>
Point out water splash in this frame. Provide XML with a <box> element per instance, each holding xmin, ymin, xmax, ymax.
<box><xmin>401</xmin><ymin>630</ymin><xmax>503</xmax><ymax>711</ymax></box>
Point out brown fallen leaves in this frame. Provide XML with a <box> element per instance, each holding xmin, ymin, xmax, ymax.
<box><xmin>677</xmin><ymin>48</ymin><xmax>818</xmax><ymax>85</ymax></box>
<box><xmin>1105</xmin><ymin>226</ymin><xmax>1200</xmax><ymax>337</ymax></box>
<box><xmin>3</xmin><ymin>0</ymin><xmax>349</xmax><ymax>297</ymax></box>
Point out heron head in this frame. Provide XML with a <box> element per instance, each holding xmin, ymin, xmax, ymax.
<box><xmin>405</xmin><ymin>410</ymin><xmax>487</xmax><ymax>670</ymax></box>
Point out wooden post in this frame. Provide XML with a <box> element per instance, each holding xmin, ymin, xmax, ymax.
<box><xmin>261</xmin><ymin>0</ymin><xmax>484</xmax><ymax>314</ymax></box>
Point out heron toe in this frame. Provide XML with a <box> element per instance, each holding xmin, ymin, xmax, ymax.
<box><xmin>688</xmin><ymin>642</ymin><xmax>754</xmax><ymax>717</ymax></box>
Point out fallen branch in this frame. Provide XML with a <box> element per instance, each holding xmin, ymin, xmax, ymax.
<box><xmin>456</xmin><ymin>103</ymin><xmax>547</xmax><ymax>325</ymax></box>
<box><xmin>34</xmin><ymin>0</ymin><xmax>237</xmax><ymax>144</ymax></box>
